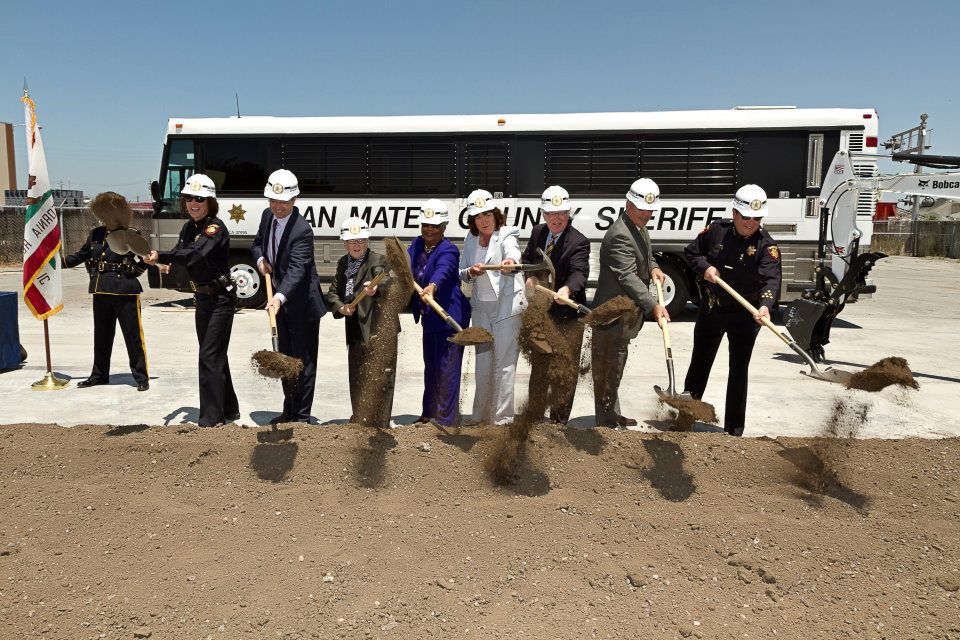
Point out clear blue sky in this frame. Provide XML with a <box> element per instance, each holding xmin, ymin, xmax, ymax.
<box><xmin>2</xmin><ymin>0</ymin><xmax>957</xmax><ymax>201</ymax></box>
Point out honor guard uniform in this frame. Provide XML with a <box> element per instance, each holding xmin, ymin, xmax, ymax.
<box><xmin>682</xmin><ymin>184</ymin><xmax>782</xmax><ymax>436</ymax></box>
<box><xmin>65</xmin><ymin>192</ymin><xmax>149</xmax><ymax>390</ymax></box>
<box><xmin>151</xmin><ymin>175</ymin><xmax>240</xmax><ymax>427</ymax></box>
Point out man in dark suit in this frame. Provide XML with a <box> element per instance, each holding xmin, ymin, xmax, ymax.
<box><xmin>251</xmin><ymin>169</ymin><xmax>326</xmax><ymax>423</ymax></box>
<box><xmin>521</xmin><ymin>185</ymin><xmax>590</xmax><ymax>424</ymax></box>
<box><xmin>591</xmin><ymin>178</ymin><xmax>669</xmax><ymax>428</ymax></box>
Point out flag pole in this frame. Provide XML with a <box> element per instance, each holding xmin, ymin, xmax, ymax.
<box><xmin>32</xmin><ymin>319</ymin><xmax>67</xmax><ymax>390</ymax></box>
<box><xmin>21</xmin><ymin>83</ymin><xmax>68</xmax><ymax>391</ymax></box>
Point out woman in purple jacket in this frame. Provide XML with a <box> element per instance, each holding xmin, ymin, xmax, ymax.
<box><xmin>407</xmin><ymin>199</ymin><xmax>470</xmax><ymax>427</ymax></box>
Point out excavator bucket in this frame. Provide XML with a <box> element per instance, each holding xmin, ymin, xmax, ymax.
<box><xmin>784</xmin><ymin>299</ymin><xmax>827</xmax><ymax>354</ymax></box>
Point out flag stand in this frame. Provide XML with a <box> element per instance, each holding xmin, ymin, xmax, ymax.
<box><xmin>31</xmin><ymin>319</ymin><xmax>68</xmax><ymax>391</ymax></box>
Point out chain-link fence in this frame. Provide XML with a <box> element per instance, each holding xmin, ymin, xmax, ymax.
<box><xmin>0</xmin><ymin>206</ymin><xmax>154</xmax><ymax>264</ymax></box>
<box><xmin>872</xmin><ymin>220</ymin><xmax>960</xmax><ymax>259</ymax></box>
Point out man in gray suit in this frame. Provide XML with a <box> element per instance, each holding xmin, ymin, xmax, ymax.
<box><xmin>591</xmin><ymin>178</ymin><xmax>669</xmax><ymax>427</ymax></box>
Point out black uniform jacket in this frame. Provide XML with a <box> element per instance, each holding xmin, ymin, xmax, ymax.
<box><xmin>157</xmin><ymin>215</ymin><xmax>231</xmax><ymax>286</ymax></box>
<box><xmin>684</xmin><ymin>219</ymin><xmax>782</xmax><ymax>311</ymax></box>
<box><xmin>521</xmin><ymin>223</ymin><xmax>590</xmax><ymax>321</ymax></box>
<box><xmin>65</xmin><ymin>226</ymin><xmax>146</xmax><ymax>295</ymax></box>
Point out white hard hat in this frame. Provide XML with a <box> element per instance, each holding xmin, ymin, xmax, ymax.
<box><xmin>732</xmin><ymin>184</ymin><xmax>768</xmax><ymax>218</ymax></box>
<box><xmin>465</xmin><ymin>189</ymin><xmax>496</xmax><ymax>217</ymax></box>
<box><xmin>181</xmin><ymin>174</ymin><xmax>217</xmax><ymax>199</ymax></box>
<box><xmin>626</xmin><ymin>178</ymin><xmax>661</xmax><ymax>212</ymax></box>
<box><xmin>340</xmin><ymin>216</ymin><xmax>370</xmax><ymax>241</ymax></box>
<box><xmin>264</xmin><ymin>169</ymin><xmax>300</xmax><ymax>201</ymax></box>
<box><xmin>540</xmin><ymin>185</ymin><xmax>571</xmax><ymax>213</ymax></box>
<box><xmin>418</xmin><ymin>198</ymin><xmax>449</xmax><ymax>225</ymax></box>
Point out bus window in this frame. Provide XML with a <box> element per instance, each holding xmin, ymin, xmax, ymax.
<box><xmin>739</xmin><ymin>132</ymin><xmax>807</xmax><ymax>198</ymax></box>
<box><xmin>202</xmin><ymin>138</ymin><xmax>277</xmax><ymax>195</ymax></box>
<box><xmin>642</xmin><ymin>136</ymin><xmax>739</xmax><ymax>197</ymax></box>
<box><xmin>283</xmin><ymin>138</ymin><xmax>367</xmax><ymax>195</ymax></box>
<box><xmin>546</xmin><ymin>136</ymin><xmax>640</xmax><ymax>196</ymax></box>
<box><xmin>462</xmin><ymin>140</ymin><xmax>511</xmax><ymax>197</ymax></box>
<box><xmin>369</xmin><ymin>138</ymin><xmax>456</xmax><ymax>195</ymax></box>
<box><xmin>514</xmin><ymin>136</ymin><xmax>546</xmax><ymax>196</ymax></box>
<box><xmin>163</xmin><ymin>138</ymin><xmax>196</xmax><ymax>201</ymax></box>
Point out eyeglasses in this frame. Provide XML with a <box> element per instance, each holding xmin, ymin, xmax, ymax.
<box><xmin>182</xmin><ymin>195</ymin><xmax>207</xmax><ymax>203</ymax></box>
<box><xmin>543</xmin><ymin>210</ymin><xmax>569</xmax><ymax>218</ymax></box>
<box><xmin>345</xmin><ymin>239</ymin><xmax>367</xmax><ymax>246</ymax></box>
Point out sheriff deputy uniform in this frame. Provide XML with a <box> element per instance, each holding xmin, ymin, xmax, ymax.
<box><xmin>65</xmin><ymin>192</ymin><xmax>150</xmax><ymax>391</ymax></box>
<box><xmin>154</xmin><ymin>175</ymin><xmax>240</xmax><ymax>426</ymax></box>
<box><xmin>682</xmin><ymin>184</ymin><xmax>782</xmax><ymax>436</ymax></box>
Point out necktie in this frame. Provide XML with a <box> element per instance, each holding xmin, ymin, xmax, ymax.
<box><xmin>271</xmin><ymin>219</ymin><xmax>280</xmax><ymax>263</ymax></box>
<box><xmin>545</xmin><ymin>234</ymin><xmax>555</xmax><ymax>256</ymax></box>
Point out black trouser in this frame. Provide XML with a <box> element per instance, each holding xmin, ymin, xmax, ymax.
<box><xmin>195</xmin><ymin>293</ymin><xmax>239</xmax><ymax>427</ymax></box>
<box><xmin>90</xmin><ymin>294</ymin><xmax>148</xmax><ymax>385</ymax></box>
<box><xmin>276</xmin><ymin>313</ymin><xmax>320</xmax><ymax>422</ymax></box>
<box><xmin>683</xmin><ymin>306</ymin><xmax>761</xmax><ymax>435</ymax></box>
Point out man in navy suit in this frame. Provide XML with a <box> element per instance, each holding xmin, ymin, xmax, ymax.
<box><xmin>251</xmin><ymin>169</ymin><xmax>326</xmax><ymax>423</ymax></box>
<box><xmin>407</xmin><ymin>199</ymin><xmax>470</xmax><ymax>427</ymax></box>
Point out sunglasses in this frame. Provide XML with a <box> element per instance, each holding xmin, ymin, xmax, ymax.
<box><xmin>182</xmin><ymin>195</ymin><xmax>208</xmax><ymax>203</ymax></box>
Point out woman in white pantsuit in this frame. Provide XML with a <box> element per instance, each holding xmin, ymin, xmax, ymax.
<box><xmin>459</xmin><ymin>189</ymin><xmax>528</xmax><ymax>425</ymax></box>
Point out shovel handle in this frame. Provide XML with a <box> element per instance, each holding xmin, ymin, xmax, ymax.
<box><xmin>413</xmin><ymin>281</ymin><xmax>464</xmax><ymax>333</ymax></box>
<box><xmin>712</xmin><ymin>275</ymin><xmax>791</xmax><ymax>346</ymax></box>
<box><xmin>654</xmin><ymin>280</ymin><xmax>672</xmax><ymax>351</ymax></box>
<box><xmin>342</xmin><ymin>270</ymin><xmax>388</xmax><ymax>313</ymax></box>
<box><xmin>264</xmin><ymin>273</ymin><xmax>280</xmax><ymax>352</ymax></box>
<box><xmin>534</xmin><ymin>284</ymin><xmax>590</xmax><ymax>315</ymax></box>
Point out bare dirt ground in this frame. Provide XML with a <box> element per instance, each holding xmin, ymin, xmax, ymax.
<box><xmin>1</xmin><ymin>422</ymin><xmax>957</xmax><ymax>639</ymax></box>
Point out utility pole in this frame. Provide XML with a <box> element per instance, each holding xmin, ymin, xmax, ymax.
<box><xmin>910</xmin><ymin>114</ymin><xmax>928</xmax><ymax>223</ymax></box>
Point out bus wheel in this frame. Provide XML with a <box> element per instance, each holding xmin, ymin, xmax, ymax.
<box><xmin>229</xmin><ymin>256</ymin><xmax>265</xmax><ymax>309</ymax></box>
<box><xmin>650</xmin><ymin>261</ymin><xmax>690</xmax><ymax>318</ymax></box>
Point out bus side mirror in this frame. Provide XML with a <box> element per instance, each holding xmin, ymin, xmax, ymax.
<box><xmin>150</xmin><ymin>180</ymin><xmax>161</xmax><ymax>203</ymax></box>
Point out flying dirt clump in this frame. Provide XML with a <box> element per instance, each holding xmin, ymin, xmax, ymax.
<box><xmin>586</xmin><ymin>295</ymin><xmax>637</xmax><ymax>328</ymax></box>
<box><xmin>450</xmin><ymin>326</ymin><xmax>493</xmax><ymax>346</ymax></box>
<box><xmin>251</xmin><ymin>350</ymin><xmax>304</xmax><ymax>381</ymax></box>
<box><xmin>659</xmin><ymin>394</ymin><xmax>718</xmax><ymax>432</ymax></box>
<box><xmin>846</xmin><ymin>356</ymin><xmax>919</xmax><ymax>392</ymax></box>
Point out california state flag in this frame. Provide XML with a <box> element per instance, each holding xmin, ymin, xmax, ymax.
<box><xmin>21</xmin><ymin>92</ymin><xmax>63</xmax><ymax>320</ymax></box>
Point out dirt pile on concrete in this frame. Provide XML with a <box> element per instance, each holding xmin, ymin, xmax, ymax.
<box><xmin>250</xmin><ymin>349</ymin><xmax>304</xmax><ymax>381</ymax></box>
<box><xmin>846</xmin><ymin>356</ymin><xmax>920</xmax><ymax>392</ymax></box>
<box><xmin>3</xmin><ymin>422</ymin><xmax>957</xmax><ymax>639</ymax></box>
<box><xmin>586</xmin><ymin>295</ymin><xmax>637</xmax><ymax>327</ymax></box>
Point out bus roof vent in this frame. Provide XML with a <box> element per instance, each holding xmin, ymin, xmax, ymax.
<box><xmin>733</xmin><ymin>105</ymin><xmax>797</xmax><ymax>110</ymax></box>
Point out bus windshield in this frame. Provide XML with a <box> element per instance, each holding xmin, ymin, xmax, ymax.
<box><xmin>160</xmin><ymin>139</ymin><xmax>196</xmax><ymax>210</ymax></box>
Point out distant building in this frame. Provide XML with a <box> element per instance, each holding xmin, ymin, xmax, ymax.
<box><xmin>0</xmin><ymin>122</ymin><xmax>15</xmax><ymax>205</ymax></box>
<box><xmin>3</xmin><ymin>188</ymin><xmax>85</xmax><ymax>207</ymax></box>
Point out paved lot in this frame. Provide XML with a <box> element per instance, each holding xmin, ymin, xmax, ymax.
<box><xmin>2</xmin><ymin>256</ymin><xmax>958</xmax><ymax>438</ymax></box>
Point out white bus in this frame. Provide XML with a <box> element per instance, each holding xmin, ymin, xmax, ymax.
<box><xmin>148</xmin><ymin>107</ymin><xmax>879</xmax><ymax>312</ymax></box>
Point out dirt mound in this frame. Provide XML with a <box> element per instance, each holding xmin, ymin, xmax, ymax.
<box><xmin>586</xmin><ymin>295</ymin><xmax>637</xmax><ymax>327</ymax></box>
<box><xmin>846</xmin><ymin>356</ymin><xmax>920</xmax><ymax>392</ymax></box>
<box><xmin>3</xmin><ymin>423</ymin><xmax>957</xmax><ymax>639</ymax></box>
<box><xmin>250</xmin><ymin>349</ymin><xmax>303</xmax><ymax>381</ymax></box>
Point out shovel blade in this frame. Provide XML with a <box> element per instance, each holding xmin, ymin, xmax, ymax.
<box><xmin>802</xmin><ymin>366</ymin><xmax>854</xmax><ymax>385</ymax></box>
<box><xmin>653</xmin><ymin>384</ymin><xmax>674</xmax><ymax>401</ymax></box>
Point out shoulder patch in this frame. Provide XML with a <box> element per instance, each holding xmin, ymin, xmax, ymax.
<box><xmin>203</xmin><ymin>224</ymin><xmax>220</xmax><ymax>238</ymax></box>
<box><xmin>767</xmin><ymin>245</ymin><xmax>780</xmax><ymax>260</ymax></box>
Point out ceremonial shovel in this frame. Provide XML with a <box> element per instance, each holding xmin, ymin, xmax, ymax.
<box><xmin>713</xmin><ymin>275</ymin><xmax>853</xmax><ymax>385</ymax></box>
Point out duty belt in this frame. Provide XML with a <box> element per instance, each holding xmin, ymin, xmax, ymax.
<box><xmin>190</xmin><ymin>281</ymin><xmax>224</xmax><ymax>295</ymax></box>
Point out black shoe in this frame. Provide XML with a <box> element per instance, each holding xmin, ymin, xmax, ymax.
<box><xmin>137</xmin><ymin>382</ymin><xmax>149</xmax><ymax>392</ymax></box>
<box><xmin>269</xmin><ymin>414</ymin><xmax>290</xmax><ymax>425</ymax></box>
<box><xmin>225</xmin><ymin>412</ymin><xmax>241</xmax><ymax>421</ymax></box>
<box><xmin>77</xmin><ymin>378</ymin><xmax>105</xmax><ymax>389</ymax></box>
<box><xmin>616</xmin><ymin>415</ymin><xmax>638</xmax><ymax>427</ymax></box>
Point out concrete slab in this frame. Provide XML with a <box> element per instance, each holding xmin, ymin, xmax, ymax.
<box><xmin>2</xmin><ymin>256</ymin><xmax>958</xmax><ymax>438</ymax></box>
